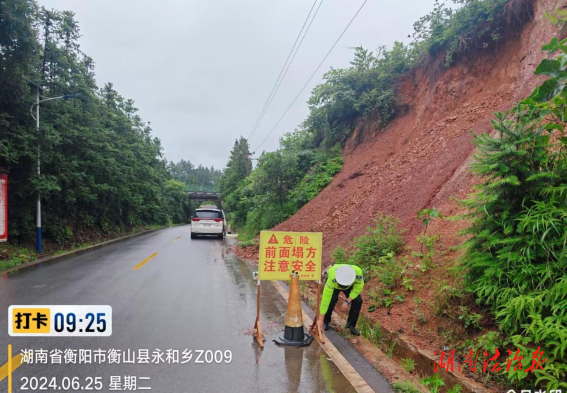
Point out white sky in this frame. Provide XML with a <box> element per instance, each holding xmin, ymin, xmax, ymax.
<box><xmin>38</xmin><ymin>0</ymin><xmax>440</xmax><ymax>169</ymax></box>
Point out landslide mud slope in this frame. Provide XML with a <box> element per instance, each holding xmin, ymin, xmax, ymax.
<box><xmin>274</xmin><ymin>0</ymin><xmax>561</xmax><ymax>263</ymax></box>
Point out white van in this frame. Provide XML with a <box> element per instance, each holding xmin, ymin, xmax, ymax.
<box><xmin>190</xmin><ymin>208</ymin><xmax>225</xmax><ymax>239</ymax></box>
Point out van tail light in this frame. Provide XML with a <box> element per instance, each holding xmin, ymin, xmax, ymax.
<box><xmin>192</xmin><ymin>218</ymin><xmax>201</xmax><ymax>222</ymax></box>
<box><xmin>214</xmin><ymin>219</ymin><xmax>223</xmax><ymax>222</ymax></box>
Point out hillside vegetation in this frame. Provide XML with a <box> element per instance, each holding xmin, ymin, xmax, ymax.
<box><xmin>223</xmin><ymin>0</ymin><xmax>535</xmax><ymax>237</ymax></box>
<box><xmin>329</xmin><ymin>32</ymin><xmax>567</xmax><ymax>390</ymax></box>
<box><xmin>230</xmin><ymin>0</ymin><xmax>567</xmax><ymax>391</ymax></box>
<box><xmin>169</xmin><ymin>159</ymin><xmax>222</xmax><ymax>192</ymax></box>
<box><xmin>0</xmin><ymin>2</ymin><xmax>175</xmax><ymax>240</ymax></box>
<box><xmin>460</xmin><ymin>35</ymin><xmax>567</xmax><ymax>389</ymax></box>
<box><xmin>0</xmin><ymin>1</ymin><xmax>221</xmax><ymax>249</ymax></box>
<box><xmin>220</xmin><ymin>136</ymin><xmax>343</xmax><ymax>238</ymax></box>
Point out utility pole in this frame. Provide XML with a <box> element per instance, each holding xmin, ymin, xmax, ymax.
<box><xmin>29</xmin><ymin>80</ymin><xmax>77</xmax><ymax>254</ymax></box>
<box><xmin>36</xmin><ymin>86</ymin><xmax>41</xmax><ymax>254</ymax></box>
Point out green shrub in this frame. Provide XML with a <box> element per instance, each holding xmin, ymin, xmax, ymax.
<box><xmin>393</xmin><ymin>381</ymin><xmax>421</xmax><ymax>393</ymax></box>
<box><xmin>223</xmin><ymin>142</ymin><xmax>342</xmax><ymax>237</ymax></box>
<box><xmin>433</xmin><ymin>279</ymin><xmax>464</xmax><ymax>317</ymax></box>
<box><xmin>421</xmin><ymin>374</ymin><xmax>445</xmax><ymax>393</ymax></box>
<box><xmin>386</xmin><ymin>341</ymin><xmax>397</xmax><ymax>358</ymax></box>
<box><xmin>291</xmin><ymin>157</ymin><xmax>343</xmax><ymax>207</ymax></box>
<box><xmin>330</xmin><ymin>215</ymin><xmax>405</xmax><ymax>273</ymax></box>
<box><xmin>412</xmin><ymin>0</ymin><xmax>534</xmax><ymax>67</ymax></box>
<box><xmin>413</xmin><ymin>209</ymin><xmax>443</xmax><ymax>271</ymax></box>
<box><xmin>372</xmin><ymin>252</ymin><xmax>404</xmax><ymax>288</ymax></box>
<box><xmin>401</xmin><ymin>358</ymin><xmax>416</xmax><ymax>373</ymax></box>
<box><xmin>331</xmin><ymin>246</ymin><xmax>349</xmax><ymax>264</ymax></box>
<box><xmin>473</xmin><ymin>331</ymin><xmax>504</xmax><ymax>354</ymax></box>
<box><xmin>330</xmin><ymin>216</ymin><xmax>406</xmax><ymax>307</ymax></box>
<box><xmin>460</xmin><ymin>36</ymin><xmax>567</xmax><ymax>390</ymax></box>
<box><xmin>305</xmin><ymin>44</ymin><xmax>414</xmax><ymax>147</ymax></box>
<box><xmin>358</xmin><ymin>314</ymin><xmax>383</xmax><ymax>345</ymax></box>
<box><xmin>0</xmin><ymin>244</ymin><xmax>37</xmax><ymax>272</ymax></box>
<box><xmin>402</xmin><ymin>276</ymin><xmax>414</xmax><ymax>291</ymax></box>
<box><xmin>350</xmin><ymin>215</ymin><xmax>405</xmax><ymax>268</ymax></box>
<box><xmin>237</xmin><ymin>239</ymin><xmax>257</xmax><ymax>248</ymax></box>
<box><xmin>457</xmin><ymin>306</ymin><xmax>483</xmax><ymax>330</ymax></box>
<box><xmin>447</xmin><ymin>385</ymin><xmax>463</xmax><ymax>393</ymax></box>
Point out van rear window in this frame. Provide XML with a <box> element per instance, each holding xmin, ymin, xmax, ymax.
<box><xmin>195</xmin><ymin>210</ymin><xmax>222</xmax><ymax>219</ymax></box>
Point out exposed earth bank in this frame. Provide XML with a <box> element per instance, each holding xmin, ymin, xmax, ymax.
<box><xmin>235</xmin><ymin>0</ymin><xmax>561</xmax><ymax>389</ymax></box>
<box><xmin>237</xmin><ymin>0</ymin><xmax>559</xmax><ymax>270</ymax></box>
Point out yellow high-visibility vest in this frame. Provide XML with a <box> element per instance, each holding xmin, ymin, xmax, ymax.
<box><xmin>320</xmin><ymin>264</ymin><xmax>364</xmax><ymax>314</ymax></box>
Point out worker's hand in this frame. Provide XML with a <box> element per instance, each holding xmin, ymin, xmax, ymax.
<box><xmin>340</xmin><ymin>300</ymin><xmax>349</xmax><ymax>313</ymax></box>
<box><xmin>317</xmin><ymin>314</ymin><xmax>325</xmax><ymax>330</ymax></box>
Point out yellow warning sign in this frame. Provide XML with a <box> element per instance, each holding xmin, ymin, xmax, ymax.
<box><xmin>258</xmin><ymin>231</ymin><xmax>322</xmax><ymax>281</ymax></box>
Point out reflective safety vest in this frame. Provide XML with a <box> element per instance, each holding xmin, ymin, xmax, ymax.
<box><xmin>319</xmin><ymin>264</ymin><xmax>364</xmax><ymax>314</ymax></box>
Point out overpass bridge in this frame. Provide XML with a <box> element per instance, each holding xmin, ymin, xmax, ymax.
<box><xmin>187</xmin><ymin>191</ymin><xmax>222</xmax><ymax>208</ymax></box>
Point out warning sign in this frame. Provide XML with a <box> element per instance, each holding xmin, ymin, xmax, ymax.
<box><xmin>258</xmin><ymin>231</ymin><xmax>322</xmax><ymax>281</ymax></box>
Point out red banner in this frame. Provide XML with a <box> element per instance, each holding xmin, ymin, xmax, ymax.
<box><xmin>0</xmin><ymin>173</ymin><xmax>7</xmax><ymax>242</ymax></box>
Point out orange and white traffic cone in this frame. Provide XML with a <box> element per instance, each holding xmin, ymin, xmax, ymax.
<box><xmin>274</xmin><ymin>271</ymin><xmax>314</xmax><ymax>347</ymax></box>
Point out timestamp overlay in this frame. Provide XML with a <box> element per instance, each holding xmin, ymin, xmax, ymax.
<box><xmin>9</xmin><ymin>306</ymin><xmax>112</xmax><ymax>337</ymax></box>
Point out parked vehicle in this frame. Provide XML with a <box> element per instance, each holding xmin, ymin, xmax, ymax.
<box><xmin>190</xmin><ymin>207</ymin><xmax>225</xmax><ymax>239</ymax></box>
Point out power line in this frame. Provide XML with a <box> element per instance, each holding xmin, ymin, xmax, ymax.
<box><xmin>247</xmin><ymin>0</ymin><xmax>319</xmax><ymax>141</ymax></box>
<box><xmin>258</xmin><ymin>0</ymin><xmax>325</xmax><ymax>135</ymax></box>
<box><xmin>255</xmin><ymin>0</ymin><xmax>368</xmax><ymax>152</ymax></box>
<box><xmin>248</xmin><ymin>0</ymin><xmax>320</xmax><ymax>140</ymax></box>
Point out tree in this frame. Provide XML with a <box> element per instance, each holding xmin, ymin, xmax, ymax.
<box><xmin>252</xmin><ymin>150</ymin><xmax>300</xmax><ymax>219</ymax></box>
<box><xmin>0</xmin><ymin>1</ymin><xmax>193</xmax><ymax>246</ymax></box>
<box><xmin>219</xmin><ymin>137</ymin><xmax>252</xmax><ymax>198</ymax></box>
<box><xmin>169</xmin><ymin>159</ymin><xmax>221</xmax><ymax>191</ymax></box>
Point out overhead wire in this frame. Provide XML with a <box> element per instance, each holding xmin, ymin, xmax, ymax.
<box><xmin>254</xmin><ymin>0</ymin><xmax>368</xmax><ymax>152</ymax></box>
<box><xmin>252</xmin><ymin>0</ymin><xmax>325</xmax><ymax>141</ymax></box>
<box><xmin>247</xmin><ymin>0</ymin><xmax>320</xmax><ymax>141</ymax></box>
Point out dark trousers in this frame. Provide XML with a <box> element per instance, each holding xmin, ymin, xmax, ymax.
<box><xmin>324</xmin><ymin>286</ymin><xmax>363</xmax><ymax>328</ymax></box>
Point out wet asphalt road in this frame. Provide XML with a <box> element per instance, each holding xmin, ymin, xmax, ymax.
<box><xmin>0</xmin><ymin>226</ymin><xmax>357</xmax><ymax>393</ymax></box>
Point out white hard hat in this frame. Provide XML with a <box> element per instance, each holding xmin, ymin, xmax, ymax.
<box><xmin>335</xmin><ymin>265</ymin><xmax>356</xmax><ymax>286</ymax></box>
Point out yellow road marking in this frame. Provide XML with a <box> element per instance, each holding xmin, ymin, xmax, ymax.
<box><xmin>173</xmin><ymin>236</ymin><xmax>181</xmax><ymax>242</ymax></box>
<box><xmin>132</xmin><ymin>252</ymin><xmax>158</xmax><ymax>270</ymax></box>
<box><xmin>0</xmin><ymin>346</ymin><xmax>22</xmax><ymax>389</ymax></box>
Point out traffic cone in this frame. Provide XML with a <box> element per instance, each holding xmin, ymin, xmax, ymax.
<box><xmin>274</xmin><ymin>271</ymin><xmax>314</xmax><ymax>347</ymax></box>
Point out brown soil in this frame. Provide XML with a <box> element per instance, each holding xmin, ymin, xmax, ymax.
<box><xmin>234</xmin><ymin>0</ymin><xmax>562</xmax><ymax>386</ymax></box>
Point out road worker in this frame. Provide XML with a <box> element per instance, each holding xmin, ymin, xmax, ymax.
<box><xmin>317</xmin><ymin>264</ymin><xmax>364</xmax><ymax>336</ymax></box>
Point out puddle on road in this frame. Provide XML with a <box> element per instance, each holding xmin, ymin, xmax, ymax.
<box><xmin>223</xmin><ymin>245</ymin><xmax>357</xmax><ymax>393</ymax></box>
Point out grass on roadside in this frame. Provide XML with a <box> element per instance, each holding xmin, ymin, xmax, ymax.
<box><xmin>0</xmin><ymin>244</ymin><xmax>37</xmax><ymax>272</ymax></box>
<box><xmin>237</xmin><ymin>238</ymin><xmax>258</xmax><ymax>248</ymax></box>
<box><xmin>393</xmin><ymin>380</ymin><xmax>421</xmax><ymax>393</ymax></box>
<box><xmin>0</xmin><ymin>224</ymin><xmax>171</xmax><ymax>273</ymax></box>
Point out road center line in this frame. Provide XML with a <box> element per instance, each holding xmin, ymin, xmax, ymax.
<box><xmin>0</xmin><ymin>346</ymin><xmax>23</xmax><ymax>389</ymax></box>
<box><xmin>270</xmin><ymin>280</ymin><xmax>375</xmax><ymax>393</ymax></box>
<box><xmin>132</xmin><ymin>252</ymin><xmax>158</xmax><ymax>270</ymax></box>
<box><xmin>173</xmin><ymin>237</ymin><xmax>181</xmax><ymax>242</ymax></box>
